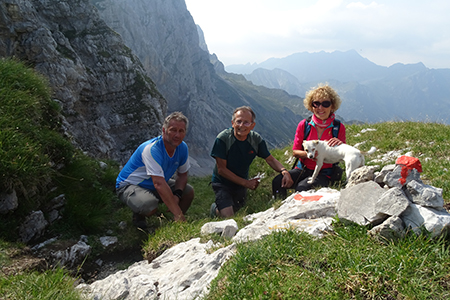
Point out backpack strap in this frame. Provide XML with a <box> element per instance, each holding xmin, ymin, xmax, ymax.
<box><xmin>303</xmin><ymin>116</ymin><xmax>340</xmax><ymax>139</ymax></box>
<box><xmin>303</xmin><ymin>116</ymin><xmax>312</xmax><ymax>140</ymax></box>
<box><xmin>331</xmin><ymin>119</ymin><xmax>340</xmax><ymax>138</ymax></box>
<box><xmin>330</xmin><ymin>119</ymin><xmax>341</xmax><ymax>167</ymax></box>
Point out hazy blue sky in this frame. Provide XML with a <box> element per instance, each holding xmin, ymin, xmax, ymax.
<box><xmin>185</xmin><ymin>0</ymin><xmax>450</xmax><ymax>69</ymax></box>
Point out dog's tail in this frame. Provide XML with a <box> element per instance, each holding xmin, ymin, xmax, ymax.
<box><xmin>365</xmin><ymin>146</ymin><xmax>377</xmax><ymax>155</ymax></box>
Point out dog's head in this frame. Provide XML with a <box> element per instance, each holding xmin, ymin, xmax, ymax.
<box><xmin>303</xmin><ymin>140</ymin><xmax>319</xmax><ymax>159</ymax></box>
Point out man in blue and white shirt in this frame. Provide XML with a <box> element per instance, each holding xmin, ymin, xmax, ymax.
<box><xmin>116</xmin><ymin>112</ymin><xmax>194</xmax><ymax>228</ymax></box>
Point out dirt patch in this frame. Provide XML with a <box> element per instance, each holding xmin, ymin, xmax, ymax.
<box><xmin>1</xmin><ymin>247</ymin><xmax>47</xmax><ymax>276</ymax></box>
<box><xmin>1</xmin><ymin>241</ymin><xmax>144</xmax><ymax>284</ymax></box>
<box><xmin>444</xmin><ymin>202</ymin><xmax>450</xmax><ymax>212</ymax></box>
<box><xmin>80</xmin><ymin>246</ymin><xmax>144</xmax><ymax>283</ymax></box>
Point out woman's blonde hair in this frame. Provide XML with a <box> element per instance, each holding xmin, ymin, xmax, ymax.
<box><xmin>303</xmin><ymin>83</ymin><xmax>341</xmax><ymax>112</ymax></box>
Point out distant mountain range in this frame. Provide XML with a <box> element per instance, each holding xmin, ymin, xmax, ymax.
<box><xmin>227</xmin><ymin>50</ymin><xmax>450</xmax><ymax>124</ymax></box>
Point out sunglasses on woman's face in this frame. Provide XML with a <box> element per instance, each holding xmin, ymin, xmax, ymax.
<box><xmin>312</xmin><ymin>100</ymin><xmax>332</xmax><ymax>108</ymax></box>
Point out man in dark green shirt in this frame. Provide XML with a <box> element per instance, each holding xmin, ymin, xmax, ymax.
<box><xmin>210</xmin><ymin>106</ymin><xmax>293</xmax><ymax>218</ymax></box>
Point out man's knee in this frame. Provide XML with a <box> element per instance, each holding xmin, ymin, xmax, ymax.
<box><xmin>272</xmin><ymin>173</ymin><xmax>284</xmax><ymax>194</ymax></box>
<box><xmin>118</xmin><ymin>185</ymin><xmax>159</xmax><ymax>215</ymax></box>
<box><xmin>218</xmin><ymin>206</ymin><xmax>234</xmax><ymax>218</ymax></box>
<box><xmin>183</xmin><ymin>184</ymin><xmax>194</xmax><ymax>200</ymax></box>
<box><xmin>179</xmin><ymin>184</ymin><xmax>194</xmax><ymax>214</ymax></box>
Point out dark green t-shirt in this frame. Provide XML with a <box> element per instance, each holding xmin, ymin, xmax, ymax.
<box><xmin>210</xmin><ymin>128</ymin><xmax>271</xmax><ymax>188</ymax></box>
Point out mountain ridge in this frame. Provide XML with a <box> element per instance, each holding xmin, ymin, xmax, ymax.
<box><xmin>228</xmin><ymin>50</ymin><xmax>450</xmax><ymax>124</ymax></box>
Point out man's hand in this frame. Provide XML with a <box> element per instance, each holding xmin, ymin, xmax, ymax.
<box><xmin>152</xmin><ymin>175</ymin><xmax>185</xmax><ymax>222</ymax></box>
<box><xmin>246</xmin><ymin>178</ymin><xmax>260</xmax><ymax>190</ymax></box>
<box><xmin>281</xmin><ymin>171</ymin><xmax>293</xmax><ymax>188</ymax></box>
<box><xmin>173</xmin><ymin>203</ymin><xmax>186</xmax><ymax>222</ymax></box>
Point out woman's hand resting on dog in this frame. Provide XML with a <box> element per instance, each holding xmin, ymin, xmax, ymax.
<box><xmin>327</xmin><ymin>137</ymin><xmax>343</xmax><ymax>147</ymax></box>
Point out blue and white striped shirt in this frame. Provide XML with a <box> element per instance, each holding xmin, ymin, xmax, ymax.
<box><xmin>116</xmin><ymin>135</ymin><xmax>190</xmax><ymax>190</ymax></box>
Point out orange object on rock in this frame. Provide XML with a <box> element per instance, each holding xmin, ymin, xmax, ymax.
<box><xmin>294</xmin><ymin>194</ymin><xmax>323</xmax><ymax>202</ymax></box>
<box><xmin>395</xmin><ymin>155</ymin><xmax>422</xmax><ymax>185</ymax></box>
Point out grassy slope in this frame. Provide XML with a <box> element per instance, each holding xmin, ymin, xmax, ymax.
<box><xmin>206</xmin><ymin>121</ymin><xmax>450</xmax><ymax>300</ymax></box>
<box><xmin>1</xmin><ymin>58</ymin><xmax>450</xmax><ymax>299</ymax></box>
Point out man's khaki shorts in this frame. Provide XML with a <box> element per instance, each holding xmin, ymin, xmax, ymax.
<box><xmin>116</xmin><ymin>179</ymin><xmax>193</xmax><ymax>215</ymax></box>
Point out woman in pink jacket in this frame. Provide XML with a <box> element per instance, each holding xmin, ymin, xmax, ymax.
<box><xmin>272</xmin><ymin>84</ymin><xmax>346</xmax><ymax>198</ymax></box>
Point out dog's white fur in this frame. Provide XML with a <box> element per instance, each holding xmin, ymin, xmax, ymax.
<box><xmin>302</xmin><ymin>140</ymin><xmax>376</xmax><ymax>184</ymax></box>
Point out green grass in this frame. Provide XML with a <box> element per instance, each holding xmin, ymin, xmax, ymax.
<box><xmin>0</xmin><ymin>268</ymin><xmax>83</xmax><ymax>300</ymax></box>
<box><xmin>0</xmin><ymin>58</ymin><xmax>73</xmax><ymax>201</ymax></box>
<box><xmin>2</xmin><ymin>58</ymin><xmax>450</xmax><ymax>299</ymax></box>
<box><xmin>139</xmin><ymin>121</ymin><xmax>450</xmax><ymax>300</ymax></box>
<box><xmin>52</xmin><ymin>155</ymin><xmax>121</xmax><ymax>237</ymax></box>
<box><xmin>206</xmin><ymin>224</ymin><xmax>450</xmax><ymax>300</ymax></box>
<box><xmin>201</xmin><ymin>121</ymin><xmax>450</xmax><ymax>299</ymax></box>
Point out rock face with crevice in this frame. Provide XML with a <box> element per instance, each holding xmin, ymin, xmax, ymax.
<box><xmin>0</xmin><ymin>0</ymin><xmax>166</xmax><ymax>163</ymax></box>
<box><xmin>94</xmin><ymin>0</ymin><xmax>234</xmax><ymax>173</ymax></box>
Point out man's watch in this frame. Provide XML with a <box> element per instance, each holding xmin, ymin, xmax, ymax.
<box><xmin>280</xmin><ymin>168</ymin><xmax>288</xmax><ymax>175</ymax></box>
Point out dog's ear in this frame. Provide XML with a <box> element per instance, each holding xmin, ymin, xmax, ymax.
<box><xmin>313</xmin><ymin>140</ymin><xmax>319</xmax><ymax>145</ymax></box>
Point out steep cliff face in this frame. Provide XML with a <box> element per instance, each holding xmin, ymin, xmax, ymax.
<box><xmin>0</xmin><ymin>0</ymin><xmax>166</xmax><ymax>163</ymax></box>
<box><xmin>93</xmin><ymin>0</ymin><xmax>234</xmax><ymax>175</ymax></box>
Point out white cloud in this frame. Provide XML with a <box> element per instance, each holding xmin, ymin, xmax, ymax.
<box><xmin>346</xmin><ymin>1</ymin><xmax>381</xmax><ymax>9</ymax></box>
<box><xmin>185</xmin><ymin>0</ymin><xmax>450</xmax><ymax>68</ymax></box>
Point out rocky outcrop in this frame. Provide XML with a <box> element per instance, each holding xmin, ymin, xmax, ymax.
<box><xmin>77</xmin><ymin>156</ymin><xmax>450</xmax><ymax>299</ymax></box>
<box><xmin>339</xmin><ymin>156</ymin><xmax>450</xmax><ymax>239</ymax></box>
<box><xmin>0</xmin><ymin>0</ymin><xmax>166</xmax><ymax>163</ymax></box>
<box><xmin>0</xmin><ymin>190</ymin><xmax>18</xmax><ymax>214</ymax></box>
<box><xmin>77</xmin><ymin>189</ymin><xmax>340</xmax><ymax>300</ymax></box>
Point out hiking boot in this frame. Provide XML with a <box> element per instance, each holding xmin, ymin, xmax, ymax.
<box><xmin>132</xmin><ymin>212</ymin><xmax>147</xmax><ymax>230</ymax></box>
<box><xmin>210</xmin><ymin>202</ymin><xmax>217</xmax><ymax>218</ymax></box>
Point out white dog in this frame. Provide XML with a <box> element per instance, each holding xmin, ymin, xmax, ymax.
<box><xmin>302</xmin><ymin>140</ymin><xmax>376</xmax><ymax>184</ymax></box>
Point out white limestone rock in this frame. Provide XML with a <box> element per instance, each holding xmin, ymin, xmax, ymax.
<box><xmin>402</xmin><ymin>203</ymin><xmax>450</xmax><ymax>237</ymax></box>
<box><xmin>346</xmin><ymin>165</ymin><xmax>377</xmax><ymax>188</ymax></box>
<box><xmin>369</xmin><ymin>216</ymin><xmax>405</xmax><ymax>241</ymax></box>
<box><xmin>337</xmin><ymin>181</ymin><xmax>386</xmax><ymax>226</ymax></box>
<box><xmin>19</xmin><ymin>210</ymin><xmax>49</xmax><ymax>243</ymax></box>
<box><xmin>404</xmin><ymin>180</ymin><xmax>444</xmax><ymax>208</ymax></box>
<box><xmin>377</xmin><ymin>187</ymin><xmax>410</xmax><ymax>217</ymax></box>
<box><xmin>201</xmin><ymin>219</ymin><xmax>239</xmax><ymax>239</ymax></box>
<box><xmin>234</xmin><ymin>188</ymin><xmax>340</xmax><ymax>243</ymax></box>
<box><xmin>78</xmin><ymin>238</ymin><xmax>236</xmax><ymax>300</ymax></box>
